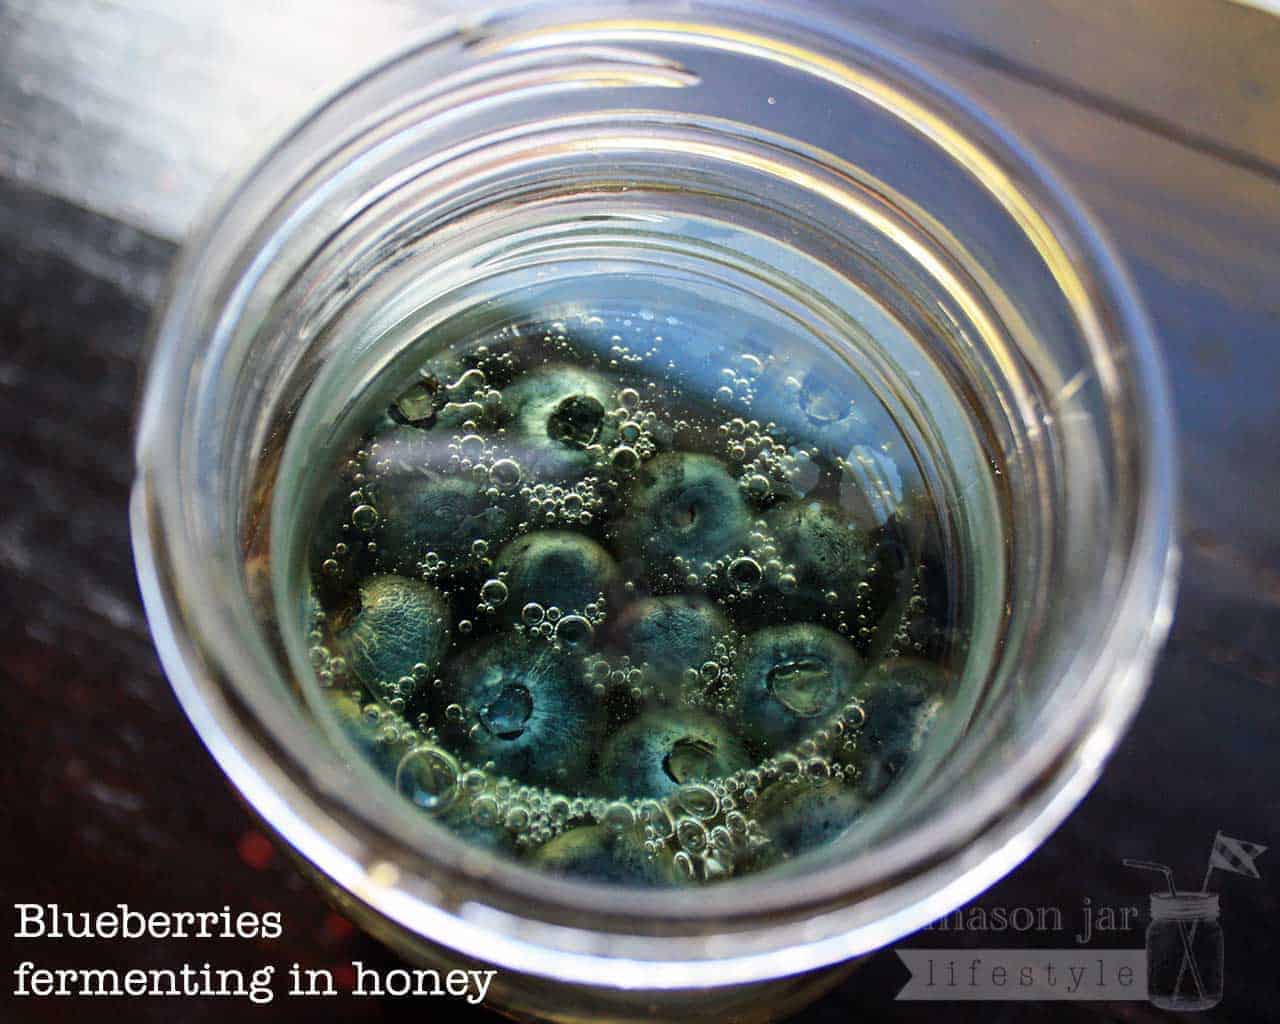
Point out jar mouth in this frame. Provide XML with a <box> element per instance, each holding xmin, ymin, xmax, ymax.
<box><xmin>131</xmin><ymin>0</ymin><xmax>1177</xmax><ymax>990</ymax></box>
<box><xmin>1150</xmin><ymin>893</ymin><xmax>1219</xmax><ymax>920</ymax></box>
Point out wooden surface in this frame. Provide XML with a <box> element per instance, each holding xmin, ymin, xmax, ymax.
<box><xmin>3</xmin><ymin>0</ymin><xmax>1279</xmax><ymax>242</ymax></box>
<box><xmin>1</xmin><ymin>2</ymin><xmax>1278</xmax><ymax>1021</ymax></box>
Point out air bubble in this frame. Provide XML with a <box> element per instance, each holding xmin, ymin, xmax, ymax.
<box><xmin>548</xmin><ymin>796</ymin><xmax>571</xmax><ymax>824</ymax></box>
<box><xmin>480</xmin><ymin>579</ymin><xmax>509</xmax><ymax>607</ymax></box>
<box><xmin>610</xmin><ymin>446</ymin><xmax>640</xmax><ymax>474</ymax></box>
<box><xmin>555</xmin><ymin>614</ymin><xmax>593</xmax><ymax>647</ymax></box>
<box><xmin>676</xmin><ymin>817</ymin><xmax>709</xmax><ymax>854</ymax></box>
<box><xmin>395</xmin><ymin>746</ymin><xmax>459</xmax><ymax>814</ymax></box>
<box><xmin>471</xmin><ymin>795</ymin><xmax>499</xmax><ymax>827</ymax></box>
<box><xmin>601</xmin><ymin>801</ymin><xmax>636</xmax><ymax>833</ymax></box>
<box><xmin>351</xmin><ymin>504</ymin><xmax>378</xmax><ymax>531</ymax></box>
<box><xmin>489</xmin><ymin>458</ymin><xmax>521</xmax><ymax>490</ymax></box>
<box><xmin>728</xmin><ymin>556</ymin><xmax>763</xmax><ymax>592</ymax></box>
<box><xmin>675</xmin><ymin>784</ymin><xmax>720</xmax><ymax>820</ymax></box>
<box><xmin>521</xmin><ymin>602</ymin><xmax>545</xmax><ymax>626</ymax></box>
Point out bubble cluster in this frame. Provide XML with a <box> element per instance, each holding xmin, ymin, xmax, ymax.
<box><xmin>303</xmin><ymin>308</ymin><xmax>958</xmax><ymax>885</ymax></box>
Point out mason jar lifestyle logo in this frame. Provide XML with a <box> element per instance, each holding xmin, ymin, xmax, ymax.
<box><xmin>894</xmin><ymin>830</ymin><xmax>1266</xmax><ymax>1005</ymax></box>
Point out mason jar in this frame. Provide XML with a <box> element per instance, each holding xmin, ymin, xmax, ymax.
<box><xmin>1146</xmin><ymin>893</ymin><xmax>1223</xmax><ymax>1011</ymax></box>
<box><xmin>131</xmin><ymin>2</ymin><xmax>1177</xmax><ymax>1020</ymax></box>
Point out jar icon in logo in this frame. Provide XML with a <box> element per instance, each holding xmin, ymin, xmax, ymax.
<box><xmin>1146</xmin><ymin>892</ymin><xmax>1223</xmax><ymax>1011</ymax></box>
<box><xmin>1125</xmin><ymin>834</ymin><xmax>1266</xmax><ymax>1014</ymax></box>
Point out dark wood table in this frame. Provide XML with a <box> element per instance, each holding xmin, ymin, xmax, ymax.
<box><xmin>2</xmin><ymin>2</ymin><xmax>1277</xmax><ymax>1020</ymax></box>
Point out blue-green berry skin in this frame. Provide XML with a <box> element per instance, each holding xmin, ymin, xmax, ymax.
<box><xmin>598</xmin><ymin>709</ymin><xmax>753</xmax><ymax>800</ymax></box>
<box><xmin>615</xmin><ymin>452</ymin><xmax>751</xmax><ymax>586</ymax></box>
<box><xmin>500</xmin><ymin>365</ymin><xmax>618</xmax><ymax>481</ymax></box>
<box><xmin>334</xmin><ymin>575</ymin><xmax>451</xmax><ymax>700</ymax></box>
<box><xmin>849</xmin><ymin>659</ymin><xmax>945</xmax><ymax>800</ymax></box>
<box><xmin>612</xmin><ymin>596</ymin><xmax>730</xmax><ymax>700</ymax></box>
<box><xmin>765</xmin><ymin>499</ymin><xmax>870</xmax><ymax>619</ymax></box>
<box><xmin>324</xmin><ymin>691</ymin><xmax>400</xmax><ymax>775</ymax></box>
<box><xmin>358</xmin><ymin>427</ymin><xmax>512</xmax><ymax>573</ymax></box>
<box><xmin>732</xmin><ymin>623</ymin><xmax>866</xmax><ymax>754</ymax></box>
<box><xmin>529</xmin><ymin>826</ymin><xmax>680</xmax><ymax>887</ymax></box>
<box><xmin>494</xmin><ymin>531</ymin><xmax>621</xmax><ymax>619</ymax></box>
<box><xmin>748</xmin><ymin>778</ymin><xmax>865</xmax><ymax>865</ymax></box>
<box><xmin>377</xmin><ymin>471</ymin><xmax>510</xmax><ymax>571</ymax></box>
<box><xmin>439</xmin><ymin>638</ymin><xmax>602</xmax><ymax>791</ymax></box>
<box><xmin>436</xmin><ymin>799</ymin><xmax>518</xmax><ymax>857</ymax></box>
<box><xmin>749</xmin><ymin>359</ymin><xmax>909</xmax><ymax>477</ymax></box>
<box><xmin>323</xmin><ymin>691</ymin><xmax>517</xmax><ymax>855</ymax></box>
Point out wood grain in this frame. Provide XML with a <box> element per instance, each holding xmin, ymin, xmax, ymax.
<box><xmin>831</xmin><ymin>0</ymin><xmax>1280</xmax><ymax>176</ymax></box>
<box><xmin>1</xmin><ymin>2</ymin><xmax>1278</xmax><ymax>1021</ymax></box>
<box><xmin>3</xmin><ymin>1</ymin><xmax>1278</xmax><ymax>243</ymax></box>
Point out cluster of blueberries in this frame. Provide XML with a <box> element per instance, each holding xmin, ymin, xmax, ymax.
<box><xmin>306</xmin><ymin>346</ymin><xmax>947</xmax><ymax>884</ymax></box>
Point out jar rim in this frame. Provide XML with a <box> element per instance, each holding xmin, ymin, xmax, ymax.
<box><xmin>1150</xmin><ymin>893</ymin><xmax>1220</xmax><ymax>920</ymax></box>
<box><xmin>132</xmin><ymin>0</ymin><xmax>1178</xmax><ymax>989</ymax></box>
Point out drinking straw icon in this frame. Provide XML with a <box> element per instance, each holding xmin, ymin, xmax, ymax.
<box><xmin>1122</xmin><ymin>859</ymin><xmax>1207</xmax><ymax>1003</ymax></box>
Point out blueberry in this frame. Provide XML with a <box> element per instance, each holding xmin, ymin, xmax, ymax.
<box><xmin>612</xmin><ymin>596</ymin><xmax>730</xmax><ymax>700</ymax></box>
<box><xmin>365</xmin><ymin>423</ymin><xmax>452</xmax><ymax>473</ymax></box>
<box><xmin>849</xmin><ymin>659</ymin><xmax>945</xmax><ymax>799</ymax></box>
<box><xmin>732</xmin><ymin>623</ymin><xmax>866</xmax><ymax>753</ymax></box>
<box><xmin>529</xmin><ymin>825</ymin><xmax>680</xmax><ymax>886</ymax></box>
<box><xmin>615</xmin><ymin>452</ymin><xmax>750</xmax><ymax>586</ymax></box>
<box><xmin>323</xmin><ymin>691</ymin><xmax>399</xmax><ymax>772</ymax></box>
<box><xmin>323</xmin><ymin>692</ymin><xmax>517</xmax><ymax>855</ymax></box>
<box><xmin>765</xmin><ymin>499</ymin><xmax>870</xmax><ymax>618</ymax></box>
<box><xmin>500</xmin><ymin>365</ymin><xmax>619</xmax><ymax>480</ymax></box>
<box><xmin>748</xmin><ymin>778</ymin><xmax>865</xmax><ymax>864</ymax></box>
<box><xmin>494</xmin><ymin>531</ymin><xmax>620</xmax><ymax>622</ymax></box>
<box><xmin>364</xmin><ymin>429</ymin><xmax>513</xmax><ymax>573</ymax></box>
<box><xmin>332</xmin><ymin>575</ymin><xmax>451</xmax><ymax>701</ymax></box>
<box><xmin>749</xmin><ymin>357</ymin><xmax>904</xmax><ymax>469</ymax></box>
<box><xmin>438</xmin><ymin>637</ymin><xmax>602</xmax><ymax>790</ymax></box>
<box><xmin>324</xmin><ymin>692</ymin><xmax>441</xmax><ymax>793</ymax></box>
<box><xmin>436</xmin><ymin>799</ymin><xmax>518</xmax><ymax>856</ymax></box>
<box><xmin>598</xmin><ymin>709</ymin><xmax>752</xmax><ymax>799</ymax></box>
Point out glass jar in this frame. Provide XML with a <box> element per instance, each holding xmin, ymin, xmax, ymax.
<box><xmin>131</xmin><ymin>2</ymin><xmax>1177</xmax><ymax>1020</ymax></box>
<box><xmin>1146</xmin><ymin>893</ymin><xmax>1223</xmax><ymax>1011</ymax></box>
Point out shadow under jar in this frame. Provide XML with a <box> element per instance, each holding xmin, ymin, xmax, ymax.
<box><xmin>132</xmin><ymin>2</ymin><xmax>1177</xmax><ymax>1021</ymax></box>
